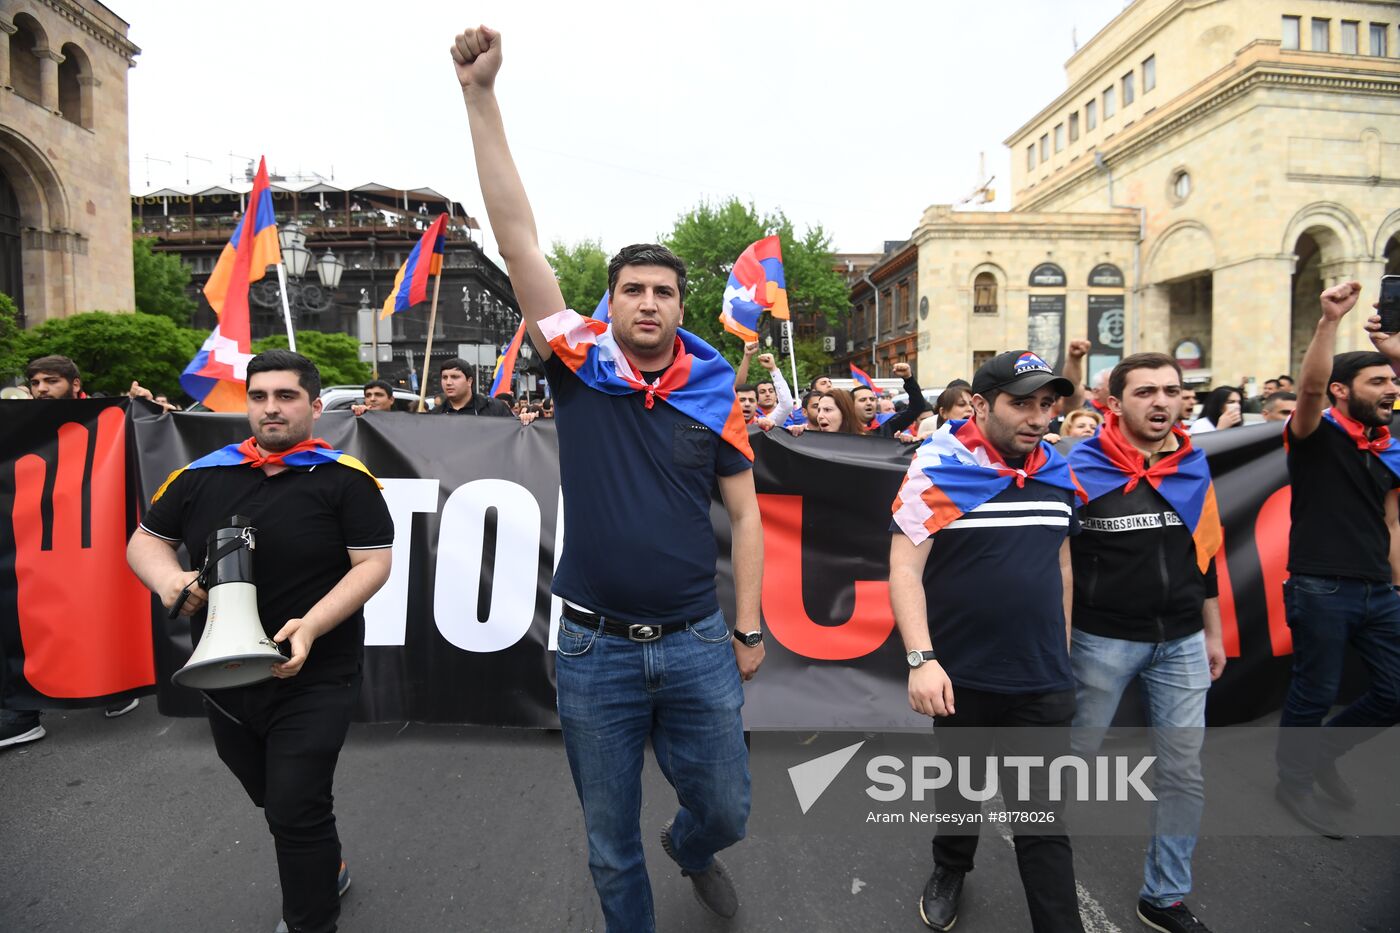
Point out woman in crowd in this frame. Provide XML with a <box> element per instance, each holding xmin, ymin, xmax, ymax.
<box><xmin>934</xmin><ymin>385</ymin><xmax>974</xmax><ymax>427</ymax></box>
<box><xmin>1191</xmin><ymin>385</ymin><xmax>1244</xmax><ymax>434</ymax></box>
<box><xmin>1061</xmin><ymin>408</ymin><xmax>1103</xmax><ymax>438</ymax></box>
<box><xmin>788</xmin><ymin>389</ymin><xmax>865</xmax><ymax>436</ymax></box>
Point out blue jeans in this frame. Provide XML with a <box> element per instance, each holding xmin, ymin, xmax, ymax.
<box><xmin>1070</xmin><ymin>628</ymin><xmax>1209</xmax><ymax>908</ymax></box>
<box><xmin>1276</xmin><ymin>575</ymin><xmax>1400</xmax><ymax>793</ymax></box>
<box><xmin>555</xmin><ymin>608</ymin><xmax>750</xmax><ymax>933</ymax></box>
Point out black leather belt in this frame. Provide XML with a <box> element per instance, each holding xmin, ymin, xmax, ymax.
<box><xmin>562</xmin><ymin>603</ymin><xmax>688</xmax><ymax>643</ymax></box>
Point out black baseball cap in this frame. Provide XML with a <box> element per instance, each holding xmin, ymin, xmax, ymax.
<box><xmin>971</xmin><ymin>350</ymin><xmax>1075</xmax><ymax>398</ymax></box>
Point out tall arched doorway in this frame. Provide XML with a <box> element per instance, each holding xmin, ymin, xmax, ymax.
<box><xmin>0</xmin><ymin>168</ymin><xmax>22</xmax><ymax>322</ymax></box>
<box><xmin>1289</xmin><ymin>227</ymin><xmax>1345</xmax><ymax>378</ymax></box>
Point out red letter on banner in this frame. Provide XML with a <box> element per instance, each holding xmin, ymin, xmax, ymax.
<box><xmin>757</xmin><ymin>493</ymin><xmax>894</xmax><ymax>660</ymax></box>
<box><xmin>1257</xmin><ymin>486</ymin><xmax>1293</xmax><ymax>656</ymax></box>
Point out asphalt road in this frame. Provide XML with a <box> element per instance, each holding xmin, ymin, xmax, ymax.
<box><xmin>3</xmin><ymin>704</ymin><xmax>1398</xmax><ymax>932</ymax></box>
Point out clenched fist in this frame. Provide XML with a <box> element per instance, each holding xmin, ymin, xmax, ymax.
<box><xmin>451</xmin><ymin>25</ymin><xmax>502</xmax><ymax>91</ymax></box>
<box><xmin>892</xmin><ymin>362</ymin><xmax>911</xmax><ymax>379</ymax></box>
<box><xmin>1068</xmin><ymin>339</ymin><xmax>1091</xmax><ymax>359</ymax></box>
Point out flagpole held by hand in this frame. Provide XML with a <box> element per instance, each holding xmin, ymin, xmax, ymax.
<box><xmin>416</xmin><ymin>270</ymin><xmax>444</xmax><ymax>412</ymax></box>
<box><xmin>784</xmin><ymin>319</ymin><xmax>799</xmax><ymax>395</ymax></box>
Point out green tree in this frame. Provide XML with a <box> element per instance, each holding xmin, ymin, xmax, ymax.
<box><xmin>662</xmin><ymin>198</ymin><xmax>848</xmax><ymax>371</ymax></box>
<box><xmin>0</xmin><ymin>291</ymin><xmax>23</xmax><ymax>381</ymax></box>
<box><xmin>132</xmin><ymin>237</ymin><xmax>197</xmax><ymax>326</ymax></box>
<box><xmin>547</xmin><ymin>239</ymin><xmax>610</xmax><ymax>316</ymax></box>
<box><xmin>252</xmin><ymin>330</ymin><xmax>371</xmax><ymax>387</ymax></box>
<box><xmin>13</xmin><ymin>311</ymin><xmax>205</xmax><ymax>396</ymax></box>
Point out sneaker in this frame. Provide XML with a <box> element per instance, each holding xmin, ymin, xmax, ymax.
<box><xmin>1314</xmin><ymin>761</ymin><xmax>1357</xmax><ymax>810</ymax></box>
<box><xmin>918</xmin><ymin>864</ymin><xmax>964</xmax><ymax>931</ymax></box>
<box><xmin>660</xmin><ymin>819</ymin><xmax>738</xmax><ymax>919</ymax></box>
<box><xmin>104</xmin><ymin>697</ymin><xmax>139</xmax><ymax>718</ymax></box>
<box><xmin>0</xmin><ymin>720</ymin><xmax>45</xmax><ymax>749</ymax></box>
<box><xmin>1137</xmin><ymin>898</ymin><xmax>1212</xmax><ymax>932</ymax></box>
<box><xmin>274</xmin><ymin>860</ymin><xmax>351</xmax><ymax>931</ymax></box>
<box><xmin>1275</xmin><ymin>783</ymin><xmax>1343</xmax><ymax>839</ymax></box>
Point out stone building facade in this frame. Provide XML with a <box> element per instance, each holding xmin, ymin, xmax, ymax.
<box><xmin>915</xmin><ymin>0</ymin><xmax>1400</xmax><ymax>388</ymax></box>
<box><xmin>1</xmin><ymin>0</ymin><xmax>138</xmax><ymax>326</ymax></box>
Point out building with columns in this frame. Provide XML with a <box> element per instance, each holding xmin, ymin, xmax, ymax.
<box><xmin>1</xmin><ymin>1</ymin><xmax>138</xmax><ymax>326</ymax></box>
<box><xmin>914</xmin><ymin>0</ymin><xmax>1400</xmax><ymax>389</ymax></box>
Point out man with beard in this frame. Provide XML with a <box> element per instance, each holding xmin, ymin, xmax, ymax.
<box><xmin>453</xmin><ymin>25</ymin><xmax>765</xmax><ymax>931</ymax></box>
<box><xmin>1066</xmin><ymin>352</ymin><xmax>1224</xmax><ymax>933</ymax></box>
<box><xmin>1275</xmin><ymin>281</ymin><xmax>1400</xmax><ymax>838</ymax></box>
<box><xmin>127</xmin><ymin>350</ymin><xmax>393</xmax><ymax>932</ymax></box>
<box><xmin>890</xmin><ymin>350</ymin><xmax>1084</xmax><ymax>932</ymax></box>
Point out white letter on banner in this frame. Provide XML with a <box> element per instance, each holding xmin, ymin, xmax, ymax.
<box><xmin>364</xmin><ymin>478</ymin><xmax>440</xmax><ymax>646</ymax></box>
<box><xmin>435</xmin><ymin>479</ymin><xmax>541</xmax><ymax>652</ymax></box>
<box><xmin>548</xmin><ymin>487</ymin><xmax>564</xmax><ymax>652</ymax></box>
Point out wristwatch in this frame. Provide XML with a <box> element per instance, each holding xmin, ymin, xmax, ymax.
<box><xmin>733</xmin><ymin>629</ymin><xmax>764</xmax><ymax>648</ymax></box>
<box><xmin>906</xmin><ymin>649</ymin><xmax>937</xmax><ymax>668</ymax></box>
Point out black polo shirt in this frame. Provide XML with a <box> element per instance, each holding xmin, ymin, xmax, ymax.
<box><xmin>544</xmin><ymin>353</ymin><xmax>751</xmax><ymax>623</ymax></box>
<box><xmin>140</xmin><ymin>459</ymin><xmax>394</xmax><ymax>679</ymax></box>
<box><xmin>1288</xmin><ymin>418</ymin><xmax>1400</xmax><ymax>583</ymax></box>
<box><xmin>897</xmin><ymin>475</ymin><xmax>1079</xmax><ymax>694</ymax></box>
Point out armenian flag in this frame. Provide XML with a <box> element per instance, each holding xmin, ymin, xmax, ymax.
<box><xmin>537</xmin><ymin>308</ymin><xmax>752</xmax><ymax>460</ymax></box>
<box><xmin>892</xmin><ymin>418</ymin><xmax>1082</xmax><ymax>544</ymax></box>
<box><xmin>719</xmin><ymin>235</ymin><xmax>789</xmax><ymax>341</ymax></box>
<box><xmin>179</xmin><ymin>156</ymin><xmax>280</xmax><ymax>412</ymax></box>
<box><xmin>380</xmin><ymin>214</ymin><xmax>447</xmax><ymax>319</ymax></box>
<box><xmin>490</xmin><ymin>319</ymin><xmax>527</xmax><ymax>397</ymax></box>
<box><xmin>850</xmin><ymin>364</ymin><xmax>876</xmax><ymax>392</ymax></box>
<box><xmin>152</xmin><ymin>438</ymin><xmax>380</xmax><ymax>503</ymax></box>
<box><xmin>1069</xmin><ymin>411</ymin><xmax>1222</xmax><ymax>572</ymax></box>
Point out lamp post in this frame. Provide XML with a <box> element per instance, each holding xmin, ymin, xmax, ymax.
<box><xmin>255</xmin><ymin>220</ymin><xmax>347</xmax><ymax>340</ymax></box>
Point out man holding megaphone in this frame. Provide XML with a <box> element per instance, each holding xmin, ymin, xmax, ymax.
<box><xmin>127</xmin><ymin>350</ymin><xmax>393</xmax><ymax>933</ymax></box>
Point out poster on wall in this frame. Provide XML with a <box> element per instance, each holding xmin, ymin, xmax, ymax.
<box><xmin>1087</xmin><ymin>293</ymin><xmax>1125</xmax><ymax>379</ymax></box>
<box><xmin>1028</xmin><ymin>294</ymin><xmax>1066</xmax><ymax>373</ymax></box>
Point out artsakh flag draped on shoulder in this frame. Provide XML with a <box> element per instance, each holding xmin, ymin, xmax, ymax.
<box><xmin>1291</xmin><ymin>407</ymin><xmax>1400</xmax><ymax>481</ymax></box>
<box><xmin>591</xmin><ymin>291</ymin><xmax>611</xmax><ymax>323</ymax></box>
<box><xmin>1069</xmin><ymin>412</ymin><xmax>1222</xmax><ymax>572</ymax></box>
<box><xmin>180</xmin><ymin>156</ymin><xmax>280</xmax><ymax>412</ymax></box>
<box><xmin>850</xmin><ymin>364</ymin><xmax>876</xmax><ymax>392</ymax></box>
<box><xmin>720</xmin><ymin>235</ymin><xmax>789</xmax><ymax>341</ymax></box>
<box><xmin>538</xmin><ymin>308</ymin><xmax>753</xmax><ymax>460</ymax></box>
<box><xmin>892</xmin><ymin>418</ymin><xmax>1082</xmax><ymax>544</ymax></box>
<box><xmin>490</xmin><ymin>319</ymin><xmax>527</xmax><ymax>397</ymax></box>
<box><xmin>151</xmin><ymin>438</ymin><xmax>381</xmax><ymax>504</ymax></box>
<box><xmin>380</xmin><ymin>214</ymin><xmax>447</xmax><ymax>319</ymax></box>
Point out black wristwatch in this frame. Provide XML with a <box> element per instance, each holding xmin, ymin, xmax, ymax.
<box><xmin>733</xmin><ymin>629</ymin><xmax>764</xmax><ymax>648</ymax></box>
<box><xmin>906</xmin><ymin>649</ymin><xmax>937</xmax><ymax>668</ymax></box>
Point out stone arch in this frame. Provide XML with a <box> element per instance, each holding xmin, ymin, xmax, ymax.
<box><xmin>0</xmin><ymin>126</ymin><xmax>72</xmax><ymax>322</ymax></box>
<box><xmin>58</xmin><ymin>42</ymin><xmax>93</xmax><ymax>128</ymax></box>
<box><xmin>1280</xmin><ymin>201</ymin><xmax>1368</xmax><ymax>260</ymax></box>
<box><xmin>0</xmin><ymin>125</ymin><xmax>69</xmax><ymax>230</ymax></box>
<box><xmin>1373</xmin><ymin>208</ymin><xmax>1400</xmax><ymax>263</ymax></box>
<box><xmin>969</xmin><ymin>261</ymin><xmax>1006</xmax><ymax>314</ymax></box>
<box><xmin>8</xmin><ymin>11</ymin><xmax>48</xmax><ymax>105</ymax></box>
<box><xmin>1146</xmin><ymin>220</ymin><xmax>1216</xmax><ymax>283</ymax></box>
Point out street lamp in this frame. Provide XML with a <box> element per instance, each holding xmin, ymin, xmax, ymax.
<box><xmin>280</xmin><ymin>221</ymin><xmax>312</xmax><ymax>278</ymax></box>
<box><xmin>316</xmin><ymin>248</ymin><xmax>345</xmax><ymax>289</ymax></box>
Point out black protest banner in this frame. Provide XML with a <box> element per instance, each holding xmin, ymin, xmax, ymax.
<box><xmin>0</xmin><ymin>400</ymin><xmax>1329</xmax><ymax>727</ymax></box>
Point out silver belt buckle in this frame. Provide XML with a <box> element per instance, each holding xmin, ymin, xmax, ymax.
<box><xmin>627</xmin><ymin>623</ymin><xmax>660</xmax><ymax>643</ymax></box>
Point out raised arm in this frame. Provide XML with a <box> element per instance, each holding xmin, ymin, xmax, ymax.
<box><xmin>1292</xmin><ymin>282</ymin><xmax>1362</xmax><ymax>441</ymax></box>
<box><xmin>734</xmin><ymin>341</ymin><xmax>757</xmax><ymax>387</ymax></box>
<box><xmin>453</xmin><ymin>26</ymin><xmax>565</xmax><ymax>361</ymax></box>
<box><xmin>1060</xmin><ymin>339</ymin><xmax>1090</xmax><ymax>415</ymax></box>
<box><xmin>760</xmin><ymin>354</ymin><xmax>794</xmax><ymax>424</ymax></box>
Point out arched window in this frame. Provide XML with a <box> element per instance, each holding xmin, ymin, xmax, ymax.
<box><xmin>0</xmin><ymin>168</ymin><xmax>23</xmax><ymax>315</ymax></box>
<box><xmin>9</xmin><ymin>14</ymin><xmax>44</xmax><ymax>105</ymax></box>
<box><xmin>973</xmin><ymin>272</ymin><xmax>998</xmax><ymax>314</ymax></box>
<box><xmin>58</xmin><ymin>43</ymin><xmax>93</xmax><ymax>128</ymax></box>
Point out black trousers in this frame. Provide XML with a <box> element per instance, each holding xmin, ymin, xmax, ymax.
<box><xmin>931</xmin><ymin>686</ymin><xmax>1083</xmax><ymax>933</ymax></box>
<box><xmin>204</xmin><ymin>672</ymin><xmax>360</xmax><ymax>933</ymax></box>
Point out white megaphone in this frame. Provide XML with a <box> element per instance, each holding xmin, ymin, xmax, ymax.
<box><xmin>171</xmin><ymin>516</ymin><xmax>287</xmax><ymax>690</ymax></box>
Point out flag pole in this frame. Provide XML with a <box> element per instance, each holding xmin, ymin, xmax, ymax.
<box><xmin>370</xmin><ymin>308</ymin><xmax>380</xmax><ymax>381</ymax></box>
<box><xmin>275</xmin><ymin>263</ymin><xmax>297</xmax><ymax>353</ymax></box>
<box><xmin>416</xmin><ymin>270</ymin><xmax>444</xmax><ymax>413</ymax></box>
<box><xmin>784</xmin><ymin>319</ymin><xmax>800</xmax><ymax>397</ymax></box>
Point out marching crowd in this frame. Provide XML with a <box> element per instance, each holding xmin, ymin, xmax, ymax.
<box><xmin>4</xmin><ymin>22</ymin><xmax>1398</xmax><ymax>933</ymax></box>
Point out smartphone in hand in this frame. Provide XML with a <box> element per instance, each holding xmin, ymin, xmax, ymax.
<box><xmin>1380</xmin><ymin>275</ymin><xmax>1400</xmax><ymax>334</ymax></box>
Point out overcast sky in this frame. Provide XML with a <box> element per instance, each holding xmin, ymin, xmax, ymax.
<box><xmin>120</xmin><ymin>0</ymin><xmax>1127</xmax><ymax>257</ymax></box>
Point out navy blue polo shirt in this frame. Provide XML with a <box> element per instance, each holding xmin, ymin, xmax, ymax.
<box><xmin>901</xmin><ymin>477</ymin><xmax>1079</xmax><ymax>694</ymax></box>
<box><xmin>545</xmin><ymin>353</ymin><xmax>751</xmax><ymax>624</ymax></box>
